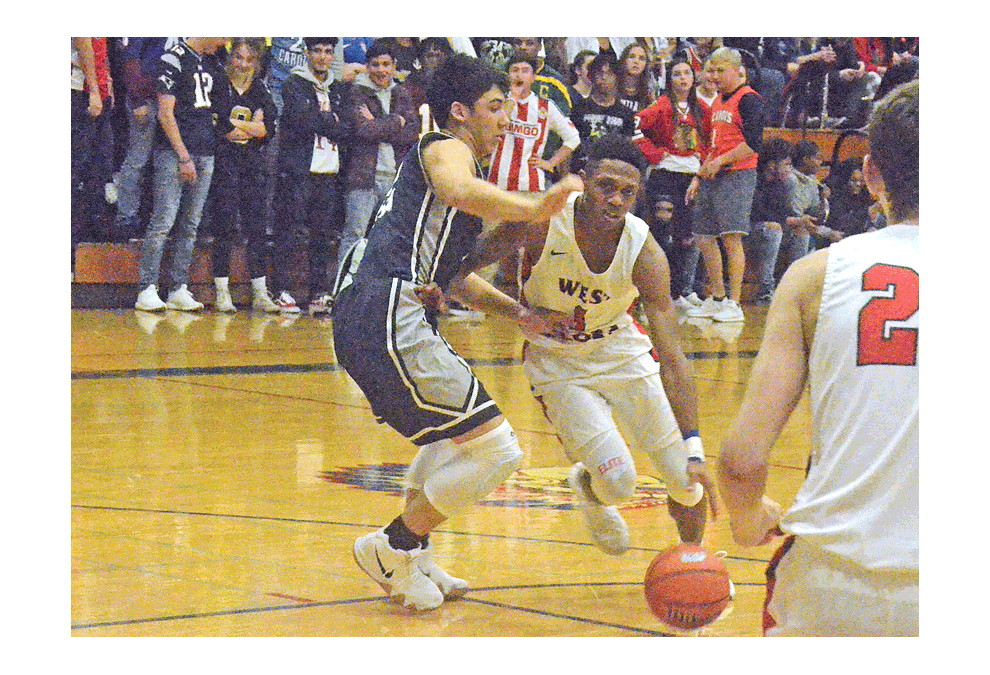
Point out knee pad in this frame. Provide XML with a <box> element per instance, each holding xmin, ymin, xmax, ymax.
<box><xmin>423</xmin><ymin>420</ymin><xmax>522</xmax><ymax>517</ymax></box>
<box><xmin>404</xmin><ymin>439</ymin><xmax>459</xmax><ymax>492</ymax></box>
<box><xmin>580</xmin><ymin>429</ymin><xmax>637</xmax><ymax>506</ymax></box>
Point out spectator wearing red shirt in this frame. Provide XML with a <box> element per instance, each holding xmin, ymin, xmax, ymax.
<box><xmin>685</xmin><ymin>48</ymin><xmax>764</xmax><ymax>324</ymax></box>
<box><xmin>634</xmin><ymin>57</ymin><xmax>710</xmax><ymax>303</ymax></box>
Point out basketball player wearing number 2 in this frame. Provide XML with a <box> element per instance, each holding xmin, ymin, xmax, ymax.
<box><xmin>717</xmin><ymin>82</ymin><xmax>919</xmax><ymax>636</ymax></box>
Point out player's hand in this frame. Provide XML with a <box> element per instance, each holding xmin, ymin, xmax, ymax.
<box><xmin>178</xmin><ymin>159</ymin><xmax>197</xmax><ymax>184</ymax></box>
<box><xmin>687</xmin><ymin>460</ymin><xmax>720</xmax><ymax>520</ymax></box>
<box><xmin>414</xmin><ymin>282</ymin><xmax>449</xmax><ymax>314</ymax></box>
<box><xmin>531</xmin><ymin>174</ymin><xmax>583</xmax><ymax>222</ymax></box>
<box><xmin>359</xmin><ymin>103</ymin><xmax>374</xmax><ymax>121</ymax></box>
<box><xmin>133</xmin><ymin>105</ymin><xmax>150</xmax><ymax>122</ymax></box>
<box><xmin>729</xmin><ymin>496</ymin><xmax>784</xmax><ymax>547</ymax></box>
<box><xmin>516</xmin><ymin>306</ymin><xmax>575</xmax><ymax>342</ymax></box>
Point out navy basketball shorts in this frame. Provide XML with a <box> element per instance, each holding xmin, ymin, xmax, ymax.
<box><xmin>692</xmin><ymin>168</ymin><xmax>757</xmax><ymax>236</ymax></box>
<box><xmin>332</xmin><ymin>277</ymin><xmax>502</xmax><ymax>446</ymax></box>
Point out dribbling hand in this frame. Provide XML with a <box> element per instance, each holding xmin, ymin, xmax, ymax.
<box><xmin>729</xmin><ymin>496</ymin><xmax>784</xmax><ymax>547</ymax></box>
<box><xmin>687</xmin><ymin>461</ymin><xmax>720</xmax><ymax>520</ymax></box>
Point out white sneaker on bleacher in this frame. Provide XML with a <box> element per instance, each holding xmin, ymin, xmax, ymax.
<box><xmin>685</xmin><ymin>296</ymin><xmax>721</xmax><ymax>318</ymax></box>
<box><xmin>711</xmin><ymin>298</ymin><xmax>744</xmax><ymax>323</ymax></box>
<box><xmin>214</xmin><ymin>286</ymin><xmax>237</xmax><ymax>313</ymax></box>
<box><xmin>165</xmin><ymin>284</ymin><xmax>204</xmax><ymax>311</ymax></box>
<box><xmin>274</xmin><ymin>291</ymin><xmax>302</xmax><ymax>314</ymax></box>
<box><xmin>252</xmin><ymin>291</ymin><xmax>279</xmax><ymax>313</ymax></box>
<box><xmin>135</xmin><ymin>284</ymin><xmax>167</xmax><ymax>312</ymax></box>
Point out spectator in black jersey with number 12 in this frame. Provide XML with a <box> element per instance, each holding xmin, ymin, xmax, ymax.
<box><xmin>136</xmin><ymin>37</ymin><xmax>231</xmax><ymax>312</ymax></box>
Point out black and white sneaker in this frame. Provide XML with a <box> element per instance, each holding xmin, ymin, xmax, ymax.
<box><xmin>352</xmin><ymin>528</ymin><xmax>444</xmax><ymax>611</ymax></box>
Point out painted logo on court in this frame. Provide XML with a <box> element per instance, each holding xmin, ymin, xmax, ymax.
<box><xmin>320</xmin><ymin>464</ymin><xmax>670</xmax><ymax>510</ymax></box>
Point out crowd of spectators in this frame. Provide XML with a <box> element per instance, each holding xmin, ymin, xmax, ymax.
<box><xmin>70</xmin><ymin>37</ymin><xmax>918</xmax><ymax>313</ymax></box>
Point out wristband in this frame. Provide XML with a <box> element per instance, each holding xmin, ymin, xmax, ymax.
<box><xmin>684</xmin><ymin>435</ymin><xmax>705</xmax><ymax>464</ymax></box>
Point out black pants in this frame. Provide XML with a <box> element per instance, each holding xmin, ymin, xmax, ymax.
<box><xmin>271</xmin><ymin>171</ymin><xmax>344</xmax><ymax>300</ymax></box>
<box><xmin>71</xmin><ymin>89</ymin><xmax>114</xmax><ymax>243</ymax></box>
<box><xmin>209</xmin><ymin>146</ymin><xmax>268</xmax><ymax>279</ymax></box>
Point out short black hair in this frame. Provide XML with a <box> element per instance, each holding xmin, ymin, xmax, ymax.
<box><xmin>304</xmin><ymin>37</ymin><xmax>338</xmax><ymax>50</ymax></box>
<box><xmin>792</xmin><ymin>140</ymin><xmax>821</xmax><ymax>164</ymax></box>
<box><xmin>427</xmin><ymin>53</ymin><xmax>507</xmax><ymax>128</ymax></box>
<box><xmin>506</xmin><ymin>50</ymin><xmax>538</xmax><ymax>73</ymax></box>
<box><xmin>418</xmin><ymin>37</ymin><xmax>452</xmax><ymax>57</ymax></box>
<box><xmin>366</xmin><ymin>39</ymin><xmax>395</xmax><ymax>63</ymax></box>
<box><xmin>583</xmin><ymin>133</ymin><xmax>648</xmax><ymax>175</ymax></box>
<box><xmin>759</xmin><ymin>136</ymin><xmax>794</xmax><ymax>166</ymax></box>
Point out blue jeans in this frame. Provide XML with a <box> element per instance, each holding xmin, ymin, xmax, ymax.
<box><xmin>115</xmin><ymin>99</ymin><xmax>158</xmax><ymax>224</ymax></box>
<box><xmin>338</xmin><ymin>173</ymin><xmax>395</xmax><ymax>273</ymax></box>
<box><xmin>778</xmin><ymin>228</ymin><xmax>811</xmax><ymax>277</ymax></box>
<box><xmin>744</xmin><ymin>222</ymin><xmax>783</xmax><ymax>298</ymax></box>
<box><xmin>139</xmin><ymin>148</ymin><xmax>214</xmax><ymax>289</ymax></box>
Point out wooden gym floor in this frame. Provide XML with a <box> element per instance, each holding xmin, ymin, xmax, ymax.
<box><xmin>70</xmin><ymin>303</ymin><xmax>812</xmax><ymax>638</ymax></box>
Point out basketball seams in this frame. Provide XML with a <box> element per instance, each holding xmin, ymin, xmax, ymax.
<box><xmin>644</xmin><ymin>546</ymin><xmax>732</xmax><ymax>628</ymax></box>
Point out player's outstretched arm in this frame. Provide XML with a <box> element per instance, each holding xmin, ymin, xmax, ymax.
<box><xmin>448</xmin><ymin>273</ymin><xmax>574</xmax><ymax>339</ymax></box>
<box><xmin>717</xmin><ymin>249</ymin><xmax>827</xmax><ymax>546</ymax></box>
<box><xmin>422</xmin><ymin>139</ymin><xmax>582</xmax><ymax>224</ymax></box>
<box><xmin>633</xmin><ymin>236</ymin><xmax>699</xmax><ymax>434</ymax></box>
<box><xmin>634</xmin><ymin>237</ymin><xmax>719</xmax><ymax>518</ymax></box>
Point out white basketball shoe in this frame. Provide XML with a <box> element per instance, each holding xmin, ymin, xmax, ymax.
<box><xmin>352</xmin><ymin>529</ymin><xmax>444</xmax><ymax>611</ymax></box>
<box><xmin>418</xmin><ymin>539</ymin><xmax>469</xmax><ymax>599</ymax></box>
<box><xmin>568</xmin><ymin>463</ymin><xmax>630</xmax><ymax>555</ymax></box>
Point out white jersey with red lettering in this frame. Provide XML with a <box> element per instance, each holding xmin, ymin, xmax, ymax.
<box><xmin>783</xmin><ymin>224</ymin><xmax>919</xmax><ymax>571</ymax></box>
<box><xmin>488</xmin><ymin>92</ymin><xmax>580</xmax><ymax>192</ymax></box>
<box><xmin>521</xmin><ymin>192</ymin><xmax>655</xmax><ymax>388</ymax></box>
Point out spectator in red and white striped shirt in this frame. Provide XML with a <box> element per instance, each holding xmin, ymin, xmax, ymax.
<box><xmin>488</xmin><ymin>52</ymin><xmax>580</xmax><ymax>193</ymax></box>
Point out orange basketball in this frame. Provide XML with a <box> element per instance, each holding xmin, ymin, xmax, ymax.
<box><xmin>643</xmin><ymin>543</ymin><xmax>732</xmax><ymax>631</ymax></box>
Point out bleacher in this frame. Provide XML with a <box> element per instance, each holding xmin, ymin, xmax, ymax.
<box><xmin>70</xmin><ymin>128</ymin><xmax>869</xmax><ymax>309</ymax></box>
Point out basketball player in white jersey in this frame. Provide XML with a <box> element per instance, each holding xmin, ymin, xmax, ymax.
<box><xmin>444</xmin><ymin>133</ymin><xmax>720</xmax><ymax>555</ymax></box>
<box><xmin>717</xmin><ymin>81</ymin><xmax>919</xmax><ymax>636</ymax></box>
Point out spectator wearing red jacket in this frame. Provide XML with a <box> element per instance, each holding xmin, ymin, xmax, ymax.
<box><xmin>634</xmin><ymin>57</ymin><xmax>710</xmax><ymax>303</ymax></box>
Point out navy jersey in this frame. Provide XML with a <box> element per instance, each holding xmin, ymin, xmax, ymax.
<box><xmin>216</xmin><ymin>75</ymin><xmax>277</xmax><ymax>159</ymax></box>
<box><xmin>355</xmin><ymin>131</ymin><xmax>485</xmax><ymax>290</ymax></box>
<box><xmin>156</xmin><ymin>39</ymin><xmax>227</xmax><ymax>156</ymax></box>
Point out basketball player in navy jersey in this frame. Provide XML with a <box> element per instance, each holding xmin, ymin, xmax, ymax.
<box><xmin>333</xmin><ymin>53</ymin><xmax>582</xmax><ymax>612</ymax></box>
<box><xmin>717</xmin><ymin>82</ymin><xmax>919</xmax><ymax>636</ymax></box>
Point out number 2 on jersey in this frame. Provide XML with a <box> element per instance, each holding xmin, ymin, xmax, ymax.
<box><xmin>857</xmin><ymin>263</ymin><xmax>918</xmax><ymax>366</ymax></box>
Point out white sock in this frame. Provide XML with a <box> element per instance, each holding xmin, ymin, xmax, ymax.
<box><xmin>251</xmin><ymin>276</ymin><xmax>267</xmax><ymax>294</ymax></box>
<box><xmin>214</xmin><ymin>276</ymin><xmax>229</xmax><ymax>290</ymax></box>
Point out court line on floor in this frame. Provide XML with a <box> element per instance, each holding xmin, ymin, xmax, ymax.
<box><xmin>73</xmin><ymin>580</ymin><xmax>754</xmax><ymax>634</ymax></box>
<box><xmin>70</xmin><ymin>351</ymin><xmax>757</xmax><ymax>381</ymax></box>
<box><xmin>70</xmin><ymin>503</ymin><xmax>773</xmax><ymax>566</ymax></box>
